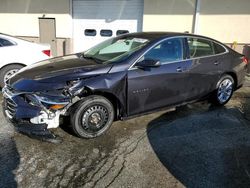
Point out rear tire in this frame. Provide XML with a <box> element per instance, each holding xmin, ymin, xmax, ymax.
<box><xmin>70</xmin><ymin>95</ymin><xmax>114</xmax><ymax>138</ymax></box>
<box><xmin>212</xmin><ymin>74</ymin><xmax>235</xmax><ymax>106</ymax></box>
<box><xmin>0</xmin><ymin>64</ymin><xmax>24</xmax><ymax>87</ymax></box>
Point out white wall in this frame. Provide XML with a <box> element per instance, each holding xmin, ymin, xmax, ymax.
<box><xmin>198</xmin><ymin>0</ymin><xmax>250</xmax><ymax>43</ymax></box>
<box><xmin>0</xmin><ymin>0</ymin><xmax>72</xmax><ymax>38</ymax></box>
<box><xmin>1</xmin><ymin>0</ymin><xmax>249</xmax><ymax>46</ymax></box>
<box><xmin>143</xmin><ymin>0</ymin><xmax>250</xmax><ymax>45</ymax></box>
<box><xmin>0</xmin><ymin>14</ymin><xmax>72</xmax><ymax>38</ymax></box>
<box><xmin>143</xmin><ymin>0</ymin><xmax>195</xmax><ymax>33</ymax></box>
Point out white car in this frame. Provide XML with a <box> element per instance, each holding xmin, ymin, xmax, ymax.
<box><xmin>0</xmin><ymin>33</ymin><xmax>51</xmax><ymax>87</ymax></box>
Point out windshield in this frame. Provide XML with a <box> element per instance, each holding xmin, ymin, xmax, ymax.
<box><xmin>83</xmin><ymin>36</ymin><xmax>149</xmax><ymax>64</ymax></box>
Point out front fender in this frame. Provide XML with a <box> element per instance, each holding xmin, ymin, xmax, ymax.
<box><xmin>71</xmin><ymin>72</ymin><xmax>128</xmax><ymax>117</ymax></box>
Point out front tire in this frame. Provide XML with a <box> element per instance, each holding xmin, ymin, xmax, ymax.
<box><xmin>212</xmin><ymin>75</ymin><xmax>235</xmax><ymax>106</ymax></box>
<box><xmin>0</xmin><ymin>64</ymin><xmax>24</xmax><ymax>87</ymax></box>
<box><xmin>70</xmin><ymin>95</ymin><xmax>114</xmax><ymax>138</ymax></box>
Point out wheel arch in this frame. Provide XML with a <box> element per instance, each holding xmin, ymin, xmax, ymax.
<box><xmin>223</xmin><ymin>72</ymin><xmax>238</xmax><ymax>90</ymax></box>
<box><xmin>0</xmin><ymin>62</ymin><xmax>26</xmax><ymax>71</ymax></box>
<box><xmin>70</xmin><ymin>87</ymin><xmax>125</xmax><ymax>121</ymax></box>
<box><xmin>0</xmin><ymin>63</ymin><xmax>26</xmax><ymax>87</ymax></box>
<box><xmin>87</xmin><ymin>91</ymin><xmax>124</xmax><ymax>121</ymax></box>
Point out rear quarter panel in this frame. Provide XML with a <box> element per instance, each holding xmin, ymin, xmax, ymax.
<box><xmin>222</xmin><ymin>49</ymin><xmax>247</xmax><ymax>88</ymax></box>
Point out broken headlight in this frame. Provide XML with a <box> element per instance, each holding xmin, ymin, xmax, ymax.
<box><xmin>25</xmin><ymin>93</ymin><xmax>69</xmax><ymax>111</ymax></box>
<box><xmin>35</xmin><ymin>94</ymin><xmax>69</xmax><ymax>110</ymax></box>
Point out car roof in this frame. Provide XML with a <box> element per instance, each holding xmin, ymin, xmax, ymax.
<box><xmin>0</xmin><ymin>33</ymin><xmax>13</xmax><ymax>37</ymax></box>
<box><xmin>122</xmin><ymin>32</ymin><xmax>223</xmax><ymax>44</ymax></box>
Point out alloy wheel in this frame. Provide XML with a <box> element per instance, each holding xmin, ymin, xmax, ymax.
<box><xmin>217</xmin><ymin>78</ymin><xmax>233</xmax><ymax>104</ymax></box>
<box><xmin>4</xmin><ymin>69</ymin><xmax>19</xmax><ymax>83</ymax></box>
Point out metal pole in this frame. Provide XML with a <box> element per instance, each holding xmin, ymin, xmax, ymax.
<box><xmin>192</xmin><ymin>0</ymin><xmax>200</xmax><ymax>34</ymax></box>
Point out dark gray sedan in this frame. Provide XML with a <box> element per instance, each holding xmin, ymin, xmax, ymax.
<box><xmin>2</xmin><ymin>32</ymin><xmax>249</xmax><ymax>140</ymax></box>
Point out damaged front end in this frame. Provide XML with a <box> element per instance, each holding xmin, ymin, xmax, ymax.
<box><xmin>2</xmin><ymin>83</ymin><xmax>75</xmax><ymax>142</ymax></box>
<box><xmin>1</xmin><ymin>49</ymin><xmax>127</xmax><ymax>141</ymax></box>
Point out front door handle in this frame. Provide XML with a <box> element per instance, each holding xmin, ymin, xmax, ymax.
<box><xmin>176</xmin><ymin>67</ymin><xmax>182</xmax><ymax>72</ymax></box>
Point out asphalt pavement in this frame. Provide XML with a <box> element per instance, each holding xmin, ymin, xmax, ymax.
<box><xmin>0</xmin><ymin>78</ymin><xmax>250</xmax><ymax>188</ymax></box>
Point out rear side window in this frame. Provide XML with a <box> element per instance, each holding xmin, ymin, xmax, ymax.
<box><xmin>187</xmin><ymin>38</ymin><xmax>214</xmax><ymax>58</ymax></box>
<box><xmin>0</xmin><ymin>38</ymin><xmax>14</xmax><ymax>47</ymax></box>
<box><xmin>213</xmin><ymin>42</ymin><xmax>226</xmax><ymax>54</ymax></box>
<box><xmin>142</xmin><ymin>38</ymin><xmax>183</xmax><ymax>64</ymax></box>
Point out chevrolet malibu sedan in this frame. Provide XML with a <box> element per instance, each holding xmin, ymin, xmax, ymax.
<box><xmin>2</xmin><ymin>32</ymin><xmax>248</xmax><ymax>139</ymax></box>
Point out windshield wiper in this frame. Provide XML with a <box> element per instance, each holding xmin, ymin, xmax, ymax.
<box><xmin>80</xmin><ymin>53</ymin><xmax>102</xmax><ymax>64</ymax></box>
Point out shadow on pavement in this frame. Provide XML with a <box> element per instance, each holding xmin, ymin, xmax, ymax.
<box><xmin>0</xmin><ymin>136</ymin><xmax>20</xmax><ymax>188</ymax></box>
<box><xmin>147</xmin><ymin>104</ymin><xmax>250</xmax><ymax>187</ymax></box>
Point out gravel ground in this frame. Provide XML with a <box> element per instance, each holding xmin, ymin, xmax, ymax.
<box><xmin>0</xmin><ymin>78</ymin><xmax>250</xmax><ymax>188</ymax></box>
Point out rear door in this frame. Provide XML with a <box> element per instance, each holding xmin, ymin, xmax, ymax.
<box><xmin>127</xmin><ymin>38</ymin><xmax>192</xmax><ymax>115</ymax></box>
<box><xmin>184</xmin><ymin>37</ymin><xmax>226</xmax><ymax>101</ymax></box>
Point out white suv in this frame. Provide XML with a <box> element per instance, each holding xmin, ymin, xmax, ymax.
<box><xmin>0</xmin><ymin>33</ymin><xmax>51</xmax><ymax>87</ymax></box>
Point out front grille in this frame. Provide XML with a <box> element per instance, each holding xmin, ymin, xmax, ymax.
<box><xmin>4</xmin><ymin>85</ymin><xmax>17</xmax><ymax>96</ymax></box>
<box><xmin>4</xmin><ymin>98</ymin><xmax>17</xmax><ymax>119</ymax></box>
<box><xmin>7</xmin><ymin>84</ymin><xmax>14</xmax><ymax>91</ymax></box>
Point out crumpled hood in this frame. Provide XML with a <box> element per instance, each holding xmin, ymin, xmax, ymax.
<box><xmin>8</xmin><ymin>54</ymin><xmax>113</xmax><ymax>92</ymax></box>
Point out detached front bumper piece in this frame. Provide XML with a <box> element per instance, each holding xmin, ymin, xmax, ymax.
<box><xmin>13</xmin><ymin>122</ymin><xmax>61</xmax><ymax>144</ymax></box>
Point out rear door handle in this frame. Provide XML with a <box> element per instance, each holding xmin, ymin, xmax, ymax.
<box><xmin>176</xmin><ymin>67</ymin><xmax>182</xmax><ymax>72</ymax></box>
<box><xmin>214</xmin><ymin>61</ymin><xmax>220</xmax><ymax>65</ymax></box>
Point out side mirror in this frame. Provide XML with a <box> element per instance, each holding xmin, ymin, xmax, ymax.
<box><xmin>136</xmin><ymin>59</ymin><xmax>161</xmax><ymax>69</ymax></box>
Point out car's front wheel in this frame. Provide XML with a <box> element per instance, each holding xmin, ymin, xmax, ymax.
<box><xmin>0</xmin><ymin>64</ymin><xmax>24</xmax><ymax>87</ymax></box>
<box><xmin>70</xmin><ymin>95</ymin><xmax>114</xmax><ymax>138</ymax></box>
<box><xmin>212</xmin><ymin>74</ymin><xmax>235</xmax><ymax>105</ymax></box>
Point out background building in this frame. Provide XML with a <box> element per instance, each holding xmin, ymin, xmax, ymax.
<box><xmin>0</xmin><ymin>0</ymin><xmax>249</xmax><ymax>56</ymax></box>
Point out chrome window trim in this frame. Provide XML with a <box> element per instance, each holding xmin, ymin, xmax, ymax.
<box><xmin>128</xmin><ymin>35</ymin><xmax>229</xmax><ymax>71</ymax></box>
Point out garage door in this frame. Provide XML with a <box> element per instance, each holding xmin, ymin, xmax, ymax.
<box><xmin>73</xmin><ymin>0</ymin><xmax>143</xmax><ymax>52</ymax></box>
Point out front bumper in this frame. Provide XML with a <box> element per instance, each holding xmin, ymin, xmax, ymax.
<box><xmin>2</xmin><ymin>102</ymin><xmax>61</xmax><ymax>143</ymax></box>
<box><xmin>2</xmin><ymin>86</ymin><xmax>67</xmax><ymax>143</ymax></box>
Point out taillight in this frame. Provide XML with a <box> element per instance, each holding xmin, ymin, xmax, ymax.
<box><xmin>42</xmin><ymin>50</ymin><xmax>51</xmax><ymax>57</ymax></box>
<box><xmin>243</xmin><ymin>56</ymin><xmax>249</xmax><ymax>64</ymax></box>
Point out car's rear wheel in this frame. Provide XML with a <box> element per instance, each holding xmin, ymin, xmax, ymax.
<box><xmin>0</xmin><ymin>64</ymin><xmax>24</xmax><ymax>87</ymax></box>
<box><xmin>70</xmin><ymin>95</ymin><xmax>114</xmax><ymax>138</ymax></box>
<box><xmin>212</xmin><ymin>75</ymin><xmax>235</xmax><ymax>105</ymax></box>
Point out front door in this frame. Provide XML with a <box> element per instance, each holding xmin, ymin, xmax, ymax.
<box><xmin>127</xmin><ymin>38</ymin><xmax>192</xmax><ymax>116</ymax></box>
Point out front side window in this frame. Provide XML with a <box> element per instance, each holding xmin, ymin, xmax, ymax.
<box><xmin>0</xmin><ymin>38</ymin><xmax>14</xmax><ymax>47</ymax></box>
<box><xmin>187</xmin><ymin>38</ymin><xmax>214</xmax><ymax>58</ymax></box>
<box><xmin>140</xmin><ymin>38</ymin><xmax>183</xmax><ymax>64</ymax></box>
